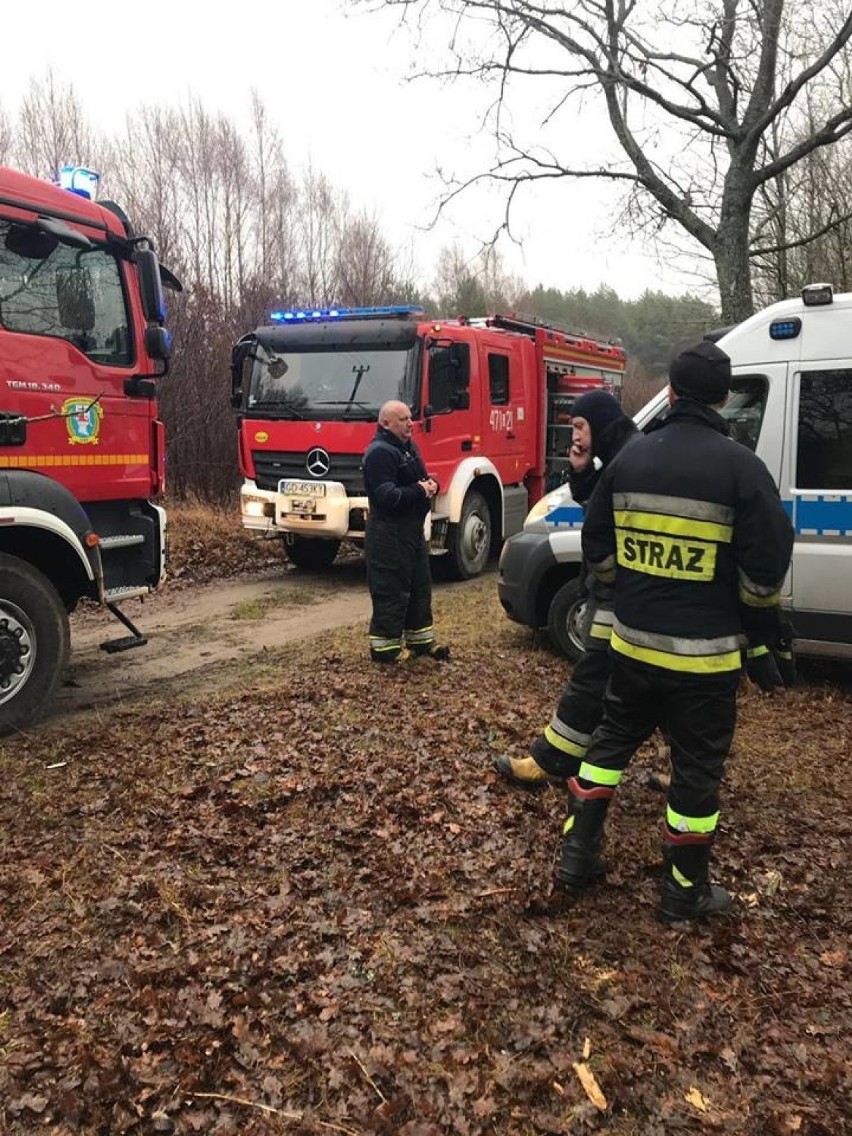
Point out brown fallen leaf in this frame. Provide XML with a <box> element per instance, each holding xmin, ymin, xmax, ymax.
<box><xmin>572</xmin><ymin>1062</ymin><xmax>607</xmax><ymax>1111</ymax></box>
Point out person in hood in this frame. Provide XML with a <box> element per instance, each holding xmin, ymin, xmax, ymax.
<box><xmin>495</xmin><ymin>390</ymin><xmax>638</xmax><ymax>787</ymax></box>
<box><xmin>363</xmin><ymin>400</ymin><xmax>449</xmax><ymax>664</ymax></box>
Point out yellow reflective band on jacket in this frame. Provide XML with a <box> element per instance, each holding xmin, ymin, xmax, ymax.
<box><xmin>589</xmin><ymin>620</ymin><xmax>613</xmax><ymax>642</ymax></box>
<box><xmin>746</xmin><ymin>645</ymin><xmax>769</xmax><ymax>659</ymax></box>
<box><xmin>544</xmin><ymin>724</ymin><xmax>587</xmax><ymax>758</ymax></box>
<box><xmin>611</xmin><ymin>630</ymin><xmax>742</xmax><ymax>674</ymax></box>
<box><xmin>616</xmin><ymin>529</ymin><xmax>717</xmax><ymax>582</ymax></box>
<box><xmin>577</xmin><ymin>762</ymin><xmax>623</xmax><ymax>787</ymax></box>
<box><xmin>738</xmin><ymin>568</ymin><xmax>783</xmax><ymax>608</ymax></box>
<box><xmin>666</xmin><ymin>805</ymin><xmax>719</xmax><ymax>834</ymax></box>
<box><xmin>614</xmin><ymin>509</ymin><xmax>733</xmax><ymax>545</ymax></box>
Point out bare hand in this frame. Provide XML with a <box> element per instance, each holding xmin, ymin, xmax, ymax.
<box><xmin>419</xmin><ymin>478</ymin><xmax>437</xmax><ymax>499</ymax></box>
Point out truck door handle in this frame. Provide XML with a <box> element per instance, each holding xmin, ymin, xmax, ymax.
<box><xmin>461</xmin><ymin>439</ymin><xmax>473</xmax><ymax>452</ymax></box>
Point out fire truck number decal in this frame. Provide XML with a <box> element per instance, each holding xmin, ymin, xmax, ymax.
<box><xmin>62</xmin><ymin>398</ymin><xmax>104</xmax><ymax>445</ymax></box>
<box><xmin>6</xmin><ymin>379</ymin><xmax>62</xmax><ymax>393</ymax></box>
<box><xmin>490</xmin><ymin>408</ymin><xmax>513</xmax><ymax>432</ymax></box>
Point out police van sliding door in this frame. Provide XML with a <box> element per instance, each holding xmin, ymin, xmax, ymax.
<box><xmin>787</xmin><ymin>366</ymin><xmax>852</xmax><ymax>641</ymax></box>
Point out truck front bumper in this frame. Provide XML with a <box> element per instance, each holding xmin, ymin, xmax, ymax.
<box><xmin>240</xmin><ymin>481</ymin><xmax>367</xmax><ymax>541</ymax></box>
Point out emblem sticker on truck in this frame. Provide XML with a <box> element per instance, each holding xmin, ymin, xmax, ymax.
<box><xmin>62</xmin><ymin>398</ymin><xmax>104</xmax><ymax>445</ymax></box>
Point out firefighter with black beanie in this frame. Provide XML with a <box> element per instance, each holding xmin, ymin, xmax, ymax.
<box><xmin>495</xmin><ymin>390</ymin><xmax>638</xmax><ymax>786</ymax></box>
<box><xmin>556</xmin><ymin>340</ymin><xmax>794</xmax><ymax>922</ymax></box>
<box><xmin>363</xmin><ymin>400</ymin><xmax>449</xmax><ymax>664</ymax></box>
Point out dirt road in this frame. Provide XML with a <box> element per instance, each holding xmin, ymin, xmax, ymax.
<box><xmin>51</xmin><ymin>559</ymin><xmax>374</xmax><ymax>725</ymax></box>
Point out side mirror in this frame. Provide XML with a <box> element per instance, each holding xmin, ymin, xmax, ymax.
<box><xmin>136</xmin><ymin>248</ymin><xmax>166</xmax><ymax>324</ymax></box>
<box><xmin>56</xmin><ymin>267</ymin><xmax>95</xmax><ymax>331</ymax></box>
<box><xmin>231</xmin><ymin>340</ymin><xmax>254</xmax><ymax>409</ymax></box>
<box><xmin>144</xmin><ymin>325</ymin><xmax>172</xmax><ymax>361</ymax></box>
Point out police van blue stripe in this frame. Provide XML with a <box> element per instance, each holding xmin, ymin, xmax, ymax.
<box><xmin>794</xmin><ymin>496</ymin><xmax>852</xmax><ymax>536</ymax></box>
<box><xmin>546</xmin><ymin>504</ymin><xmax>585</xmax><ymax>528</ymax></box>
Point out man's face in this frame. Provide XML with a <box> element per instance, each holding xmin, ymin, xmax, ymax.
<box><xmin>384</xmin><ymin>406</ymin><xmax>413</xmax><ymax>442</ymax></box>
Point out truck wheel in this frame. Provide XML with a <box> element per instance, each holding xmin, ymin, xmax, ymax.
<box><xmin>0</xmin><ymin>554</ymin><xmax>70</xmax><ymax>734</ymax></box>
<box><xmin>446</xmin><ymin>490</ymin><xmax>492</xmax><ymax>579</ymax></box>
<box><xmin>283</xmin><ymin>536</ymin><xmax>341</xmax><ymax>571</ymax></box>
<box><xmin>547</xmin><ymin>577</ymin><xmax>587</xmax><ymax>662</ymax></box>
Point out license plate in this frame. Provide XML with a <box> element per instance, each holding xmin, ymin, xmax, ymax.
<box><xmin>280</xmin><ymin>479</ymin><xmax>325</xmax><ymax>497</ymax></box>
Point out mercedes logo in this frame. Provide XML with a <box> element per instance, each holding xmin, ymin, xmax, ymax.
<box><xmin>306</xmin><ymin>447</ymin><xmax>331</xmax><ymax>477</ymax></box>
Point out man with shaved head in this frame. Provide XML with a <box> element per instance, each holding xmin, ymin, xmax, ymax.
<box><xmin>362</xmin><ymin>400</ymin><xmax>448</xmax><ymax>663</ymax></box>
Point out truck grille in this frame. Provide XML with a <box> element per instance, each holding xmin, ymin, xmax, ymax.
<box><xmin>252</xmin><ymin>450</ymin><xmax>365</xmax><ymax>494</ymax></box>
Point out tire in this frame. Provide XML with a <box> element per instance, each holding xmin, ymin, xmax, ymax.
<box><xmin>0</xmin><ymin>554</ymin><xmax>70</xmax><ymax>734</ymax></box>
<box><xmin>283</xmin><ymin>535</ymin><xmax>340</xmax><ymax>571</ymax></box>
<box><xmin>547</xmin><ymin>577</ymin><xmax>587</xmax><ymax>662</ymax></box>
<box><xmin>445</xmin><ymin>490</ymin><xmax>492</xmax><ymax>580</ymax></box>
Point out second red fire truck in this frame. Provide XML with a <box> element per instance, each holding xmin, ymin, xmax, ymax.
<box><xmin>230</xmin><ymin>305</ymin><xmax>625</xmax><ymax>577</ymax></box>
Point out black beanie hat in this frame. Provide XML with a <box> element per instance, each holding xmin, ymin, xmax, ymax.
<box><xmin>569</xmin><ymin>390</ymin><xmax>624</xmax><ymax>444</ymax></box>
<box><xmin>669</xmin><ymin>340</ymin><xmax>731</xmax><ymax>404</ymax></box>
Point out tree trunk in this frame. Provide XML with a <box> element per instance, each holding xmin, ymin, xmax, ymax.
<box><xmin>715</xmin><ymin>193</ymin><xmax>756</xmax><ymax>324</ymax></box>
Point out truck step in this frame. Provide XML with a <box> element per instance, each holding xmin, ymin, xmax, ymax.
<box><xmin>99</xmin><ymin>534</ymin><xmax>145</xmax><ymax>550</ymax></box>
<box><xmin>104</xmin><ymin>585</ymin><xmax>150</xmax><ymax>602</ymax></box>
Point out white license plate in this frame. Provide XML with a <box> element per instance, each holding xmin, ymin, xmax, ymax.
<box><xmin>280</xmin><ymin>479</ymin><xmax>326</xmax><ymax>497</ymax></box>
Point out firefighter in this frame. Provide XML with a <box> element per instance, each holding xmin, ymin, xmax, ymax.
<box><xmin>494</xmin><ymin>390</ymin><xmax>638</xmax><ymax>786</ymax></box>
<box><xmin>556</xmin><ymin>341</ymin><xmax>794</xmax><ymax>922</ymax></box>
<box><xmin>363</xmin><ymin>400</ymin><xmax>449</xmax><ymax>664</ymax></box>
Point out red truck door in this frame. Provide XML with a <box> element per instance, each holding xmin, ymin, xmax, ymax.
<box><xmin>477</xmin><ymin>337</ymin><xmax>532</xmax><ymax>488</ymax></box>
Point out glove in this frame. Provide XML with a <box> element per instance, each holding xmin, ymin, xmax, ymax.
<box><xmin>745</xmin><ymin>646</ymin><xmax>784</xmax><ymax>692</ymax></box>
<box><xmin>773</xmin><ymin>641</ymin><xmax>796</xmax><ymax>686</ymax></box>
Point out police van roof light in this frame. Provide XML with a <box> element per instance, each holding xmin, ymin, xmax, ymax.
<box><xmin>57</xmin><ymin>166</ymin><xmax>101</xmax><ymax>201</ymax></box>
<box><xmin>801</xmin><ymin>283</ymin><xmax>833</xmax><ymax>306</ymax></box>
<box><xmin>769</xmin><ymin>318</ymin><xmax>802</xmax><ymax>341</ymax></box>
<box><xmin>269</xmin><ymin>304</ymin><xmax>424</xmax><ymax>324</ymax></box>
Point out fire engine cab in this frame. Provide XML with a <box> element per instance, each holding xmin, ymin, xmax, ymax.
<box><xmin>231</xmin><ymin>305</ymin><xmax>625</xmax><ymax>577</ymax></box>
<box><xmin>0</xmin><ymin>163</ymin><xmax>177</xmax><ymax>731</ymax></box>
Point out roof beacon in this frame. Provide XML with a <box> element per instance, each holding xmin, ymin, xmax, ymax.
<box><xmin>801</xmin><ymin>283</ymin><xmax>833</xmax><ymax>307</ymax></box>
<box><xmin>57</xmin><ymin>166</ymin><xmax>101</xmax><ymax>200</ymax></box>
<box><xmin>269</xmin><ymin>304</ymin><xmax>424</xmax><ymax>324</ymax></box>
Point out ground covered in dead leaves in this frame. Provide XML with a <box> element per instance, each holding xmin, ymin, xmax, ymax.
<box><xmin>1</xmin><ymin>578</ymin><xmax>850</xmax><ymax>1135</ymax></box>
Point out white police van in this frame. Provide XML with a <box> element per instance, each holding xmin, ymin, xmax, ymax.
<box><xmin>497</xmin><ymin>284</ymin><xmax>852</xmax><ymax>661</ymax></box>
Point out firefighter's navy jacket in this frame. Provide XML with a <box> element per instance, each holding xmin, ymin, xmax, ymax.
<box><xmin>363</xmin><ymin>427</ymin><xmax>431</xmax><ymax>521</ymax></box>
<box><xmin>581</xmin><ymin>399</ymin><xmax>794</xmax><ymax>675</ymax></box>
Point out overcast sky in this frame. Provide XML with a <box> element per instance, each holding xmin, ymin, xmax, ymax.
<box><xmin>0</xmin><ymin>0</ymin><xmax>713</xmax><ymax>304</ymax></box>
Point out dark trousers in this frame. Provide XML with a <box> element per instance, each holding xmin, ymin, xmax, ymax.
<box><xmin>580</xmin><ymin>654</ymin><xmax>739</xmax><ymax>823</ymax></box>
<box><xmin>365</xmin><ymin>515</ymin><xmax>433</xmax><ymax>660</ymax></box>
<box><xmin>531</xmin><ymin>646</ymin><xmax>612</xmax><ymax>778</ymax></box>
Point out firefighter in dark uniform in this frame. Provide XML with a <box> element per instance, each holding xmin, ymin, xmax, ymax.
<box><xmin>363</xmin><ymin>400</ymin><xmax>448</xmax><ymax>663</ymax></box>
<box><xmin>556</xmin><ymin>341</ymin><xmax>794</xmax><ymax>922</ymax></box>
<box><xmin>495</xmin><ymin>391</ymin><xmax>638</xmax><ymax>785</ymax></box>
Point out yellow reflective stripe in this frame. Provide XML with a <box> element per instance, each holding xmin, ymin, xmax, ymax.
<box><xmin>544</xmin><ymin>724</ymin><xmax>586</xmax><ymax>758</ymax></box>
<box><xmin>614</xmin><ymin>509</ymin><xmax>733</xmax><ymax>544</ymax></box>
<box><xmin>369</xmin><ymin>636</ymin><xmax>403</xmax><ymax>653</ymax></box>
<box><xmin>589</xmin><ymin>622</ymin><xmax>613</xmax><ymax>640</ymax></box>
<box><xmin>666</xmin><ymin>805</ymin><xmax>719</xmax><ymax>834</ymax></box>
<box><xmin>738</xmin><ymin>584</ymin><xmax>781</xmax><ymax>608</ymax></box>
<box><xmin>746</xmin><ymin>645</ymin><xmax>769</xmax><ymax>659</ymax></box>
<box><xmin>563</xmin><ymin>816</ymin><xmax>575</xmax><ymax>835</ymax></box>
<box><xmin>0</xmin><ymin>453</ymin><xmax>148</xmax><ymax>468</ymax></box>
<box><xmin>672</xmin><ymin>866</ymin><xmax>694</xmax><ymax>888</ymax></box>
<box><xmin>611</xmin><ymin>630</ymin><xmax>741</xmax><ymax>674</ymax></box>
<box><xmin>776</xmin><ymin>649</ymin><xmax>793</xmax><ymax>660</ymax></box>
<box><xmin>577</xmin><ymin>762</ymin><xmax>622</xmax><ymax>787</ymax></box>
<box><xmin>616</xmin><ymin>530</ymin><xmax>717</xmax><ymax>581</ymax></box>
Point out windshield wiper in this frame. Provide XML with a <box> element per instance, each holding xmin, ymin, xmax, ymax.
<box><xmin>313</xmin><ymin>400</ymin><xmax>377</xmax><ymax>420</ymax></box>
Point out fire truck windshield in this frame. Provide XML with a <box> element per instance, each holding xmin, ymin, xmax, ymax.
<box><xmin>0</xmin><ymin>220</ymin><xmax>132</xmax><ymax>365</ymax></box>
<box><xmin>246</xmin><ymin>341</ymin><xmax>420</xmax><ymax>420</ymax></box>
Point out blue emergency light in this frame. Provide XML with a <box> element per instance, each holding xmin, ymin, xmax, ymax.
<box><xmin>269</xmin><ymin>304</ymin><xmax>424</xmax><ymax>323</ymax></box>
<box><xmin>57</xmin><ymin>165</ymin><xmax>101</xmax><ymax>200</ymax></box>
<box><xmin>769</xmin><ymin>318</ymin><xmax>801</xmax><ymax>340</ymax></box>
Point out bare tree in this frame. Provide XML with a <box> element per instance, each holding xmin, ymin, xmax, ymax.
<box><xmin>361</xmin><ymin>0</ymin><xmax>852</xmax><ymax>322</ymax></box>
<box><xmin>14</xmin><ymin>73</ymin><xmax>95</xmax><ymax>180</ymax></box>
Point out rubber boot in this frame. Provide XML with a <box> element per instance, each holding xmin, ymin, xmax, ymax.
<box><xmin>659</xmin><ymin>838</ymin><xmax>732</xmax><ymax>923</ymax></box>
<box><xmin>555</xmin><ymin>780</ymin><xmax>613</xmax><ymax>890</ymax></box>
<box><xmin>492</xmin><ymin>753</ymin><xmax>565</xmax><ymax>789</ymax></box>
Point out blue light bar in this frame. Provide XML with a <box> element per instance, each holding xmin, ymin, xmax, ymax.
<box><xmin>57</xmin><ymin>165</ymin><xmax>101</xmax><ymax>200</ymax></box>
<box><xmin>769</xmin><ymin>318</ymin><xmax>802</xmax><ymax>341</ymax></box>
<box><xmin>269</xmin><ymin>304</ymin><xmax>424</xmax><ymax>324</ymax></box>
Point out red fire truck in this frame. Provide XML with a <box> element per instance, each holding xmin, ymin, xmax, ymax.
<box><xmin>0</xmin><ymin>164</ymin><xmax>176</xmax><ymax>732</ymax></box>
<box><xmin>231</xmin><ymin>305</ymin><xmax>624</xmax><ymax>576</ymax></box>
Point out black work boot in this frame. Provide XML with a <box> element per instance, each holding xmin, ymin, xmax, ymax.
<box><xmin>555</xmin><ymin>780</ymin><xmax>613</xmax><ymax>891</ymax></box>
<box><xmin>659</xmin><ymin>840</ymin><xmax>732</xmax><ymax>923</ymax></box>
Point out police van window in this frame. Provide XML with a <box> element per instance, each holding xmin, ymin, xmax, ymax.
<box><xmin>489</xmin><ymin>353</ymin><xmax>510</xmax><ymax>405</ymax></box>
<box><xmin>717</xmin><ymin>375</ymin><xmax>768</xmax><ymax>451</ymax></box>
<box><xmin>796</xmin><ymin>369</ymin><xmax>852</xmax><ymax>490</ymax></box>
<box><xmin>0</xmin><ymin>220</ymin><xmax>132</xmax><ymax>365</ymax></box>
